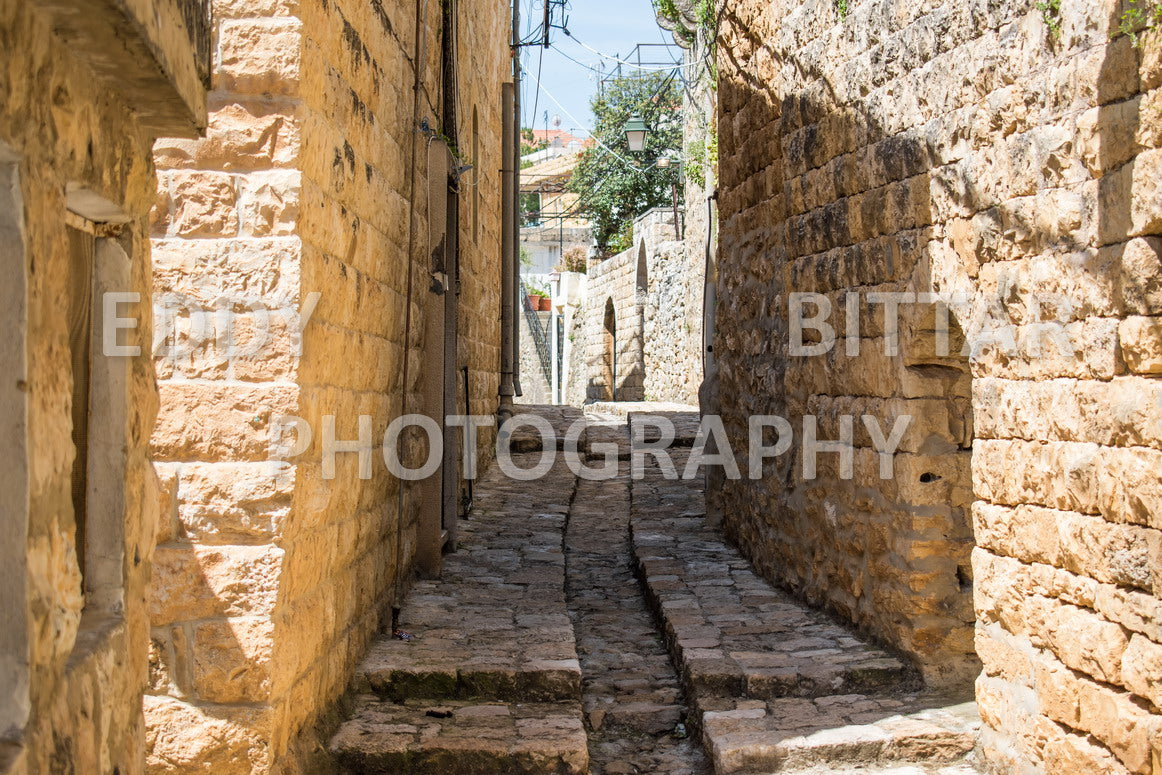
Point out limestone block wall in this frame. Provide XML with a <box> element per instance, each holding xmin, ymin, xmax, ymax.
<box><xmin>655</xmin><ymin>36</ymin><xmax>715</xmax><ymax>411</ymax></box>
<box><xmin>0</xmin><ymin>1</ymin><xmax>206</xmax><ymax>773</ymax></box>
<box><xmin>580</xmin><ymin>209</ymin><xmax>700</xmax><ymax>404</ymax></box>
<box><xmin>715</xmin><ymin>0</ymin><xmax>1162</xmax><ymax>770</ymax></box>
<box><xmin>147</xmin><ymin>0</ymin><xmax>506</xmax><ymax>771</ymax></box>
<box><xmin>516</xmin><ymin>307</ymin><xmax>553</xmax><ymax>405</ymax></box>
<box><xmin>643</xmin><ymin>237</ymin><xmax>702</xmax><ymax>405</ymax></box>
<box><xmin>565</xmin><ymin>299</ymin><xmax>589</xmax><ymax>406</ymax></box>
<box><xmin>582</xmin><ymin>243</ymin><xmax>646</xmax><ymax>402</ymax></box>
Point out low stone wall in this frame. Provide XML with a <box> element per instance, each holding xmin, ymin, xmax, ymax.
<box><xmin>643</xmin><ymin>239</ymin><xmax>703</xmax><ymax>405</ymax></box>
<box><xmin>582</xmin><ymin>244</ymin><xmax>645</xmax><ymax>402</ymax></box>
<box><xmin>517</xmin><ymin>307</ymin><xmax>553</xmax><ymax>405</ymax></box>
<box><xmin>580</xmin><ymin>209</ymin><xmax>701</xmax><ymax>404</ymax></box>
<box><xmin>715</xmin><ymin>0</ymin><xmax>1162</xmax><ymax>770</ymax></box>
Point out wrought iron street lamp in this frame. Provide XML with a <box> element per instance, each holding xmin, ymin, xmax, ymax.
<box><xmin>624</xmin><ymin>116</ymin><xmax>647</xmax><ymax>152</ymax></box>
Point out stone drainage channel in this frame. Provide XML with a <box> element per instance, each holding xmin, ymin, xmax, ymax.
<box><xmin>328</xmin><ymin>406</ymin><xmax>981</xmax><ymax>775</ymax></box>
<box><xmin>565</xmin><ymin>418</ymin><xmax>710</xmax><ymax>775</ymax></box>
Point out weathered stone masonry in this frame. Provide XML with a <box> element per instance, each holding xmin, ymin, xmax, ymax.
<box><xmin>0</xmin><ymin>0</ymin><xmax>208</xmax><ymax>772</ymax></box>
<box><xmin>714</xmin><ymin>0</ymin><xmax>1162</xmax><ymax>772</ymax></box>
<box><xmin>147</xmin><ymin>0</ymin><xmax>507</xmax><ymax>771</ymax></box>
<box><xmin>581</xmin><ymin>208</ymin><xmax>701</xmax><ymax>405</ymax></box>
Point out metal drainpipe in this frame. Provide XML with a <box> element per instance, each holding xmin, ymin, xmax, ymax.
<box><xmin>511</xmin><ymin>9</ymin><xmax>523</xmax><ymax>401</ymax></box>
<box><xmin>499</xmin><ymin>81</ymin><xmax>516</xmax><ymax>422</ymax></box>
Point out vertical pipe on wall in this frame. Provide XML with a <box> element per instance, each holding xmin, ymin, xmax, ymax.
<box><xmin>394</xmin><ymin>0</ymin><xmax>432</xmax><ymax>610</ymax></box>
<box><xmin>499</xmin><ymin>81</ymin><xmax>516</xmax><ymax>421</ymax></box>
<box><xmin>511</xmin><ymin>0</ymin><xmax>523</xmax><ymax>400</ymax></box>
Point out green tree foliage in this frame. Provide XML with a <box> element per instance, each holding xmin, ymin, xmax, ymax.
<box><xmin>566</xmin><ymin>72</ymin><xmax>683</xmax><ymax>253</ymax></box>
<box><xmin>521</xmin><ymin>128</ymin><xmax>549</xmax><ymax>157</ymax></box>
<box><xmin>519</xmin><ymin>192</ymin><xmax>541</xmax><ymax>226</ymax></box>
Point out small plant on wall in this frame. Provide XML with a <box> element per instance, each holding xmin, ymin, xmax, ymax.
<box><xmin>836</xmin><ymin>0</ymin><xmax>849</xmax><ymax>20</ymax></box>
<box><xmin>1036</xmin><ymin>0</ymin><xmax>1063</xmax><ymax>40</ymax></box>
<box><xmin>1120</xmin><ymin>0</ymin><xmax>1162</xmax><ymax>46</ymax></box>
<box><xmin>559</xmin><ymin>246</ymin><xmax>588</xmax><ymax>273</ymax></box>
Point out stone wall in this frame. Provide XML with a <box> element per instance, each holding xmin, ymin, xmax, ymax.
<box><xmin>643</xmin><ymin>237</ymin><xmax>703</xmax><ymax>405</ymax></box>
<box><xmin>0</xmin><ymin>0</ymin><xmax>207</xmax><ymax>772</ymax></box>
<box><xmin>565</xmin><ymin>297</ymin><xmax>589</xmax><ymax>406</ymax></box>
<box><xmin>662</xmin><ymin>23</ymin><xmax>716</xmax><ymax>410</ymax></box>
<box><xmin>714</xmin><ymin>0</ymin><xmax>1162</xmax><ymax>770</ymax></box>
<box><xmin>580</xmin><ymin>209</ymin><xmax>699</xmax><ymax>404</ymax></box>
<box><xmin>147</xmin><ymin>0</ymin><xmax>507</xmax><ymax>770</ymax></box>
<box><xmin>582</xmin><ymin>239</ymin><xmax>646</xmax><ymax>403</ymax></box>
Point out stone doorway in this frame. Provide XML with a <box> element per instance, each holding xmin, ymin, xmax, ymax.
<box><xmin>602</xmin><ymin>297</ymin><xmax>617</xmax><ymax>401</ymax></box>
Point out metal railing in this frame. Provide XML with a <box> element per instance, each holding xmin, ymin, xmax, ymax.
<box><xmin>520</xmin><ymin>282</ymin><xmax>553</xmax><ymax>386</ymax></box>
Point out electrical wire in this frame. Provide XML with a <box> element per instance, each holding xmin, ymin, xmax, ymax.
<box><xmin>523</xmin><ymin>67</ymin><xmax>648</xmax><ymax>176</ymax></box>
<box><xmin>560</xmin><ymin>28</ymin><xmax>697</xmax><ymax>70</ymax></box>
<box><xmin>529</xmin><ymin>42</ymin><xmax>544</xmax><ymax>131</ymax></box>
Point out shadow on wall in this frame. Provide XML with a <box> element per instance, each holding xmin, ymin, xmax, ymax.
<box><xmin>145</xmin><ymin>437</ymin><xmax>402</xmax><ymax>772</ymax></box>
<box><xmin>715</xmin><ymin>1</ymin><xmax>975</xmax><ymax>690</ymax></box>
<box><xmin>714</xmin><ymin>0</ymin><xmax>1160</xmax><ymax>767</ymax></box>
<box><xmin>587</xmin><ymin>295</ymin><xmax>646</xmax><ymax>403</ymax></box>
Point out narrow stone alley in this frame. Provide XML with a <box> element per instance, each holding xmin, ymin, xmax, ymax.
<box><xmin>329</xmin><ymin>408</ymin><xmax>983</xmax><ymax>774</ymax></box>
<box><xmin>7</xmin><ymin>0</ymin><xmax>1161</xmax><ymax>772</ymax></box>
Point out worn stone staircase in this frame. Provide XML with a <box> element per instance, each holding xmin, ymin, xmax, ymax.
<box><xmin>328</xmin><ymin>449</ymin><xmax>589</xmax><ymax>774</ymax></box>
<box><xmin>627</xmin><ymin>411</ymin><xmax>981</xmax><ymax>774</ymax></box>
<box><xmin>328</xmin><ymin>406</ymin><xmax>981</xmax><ymax>774</ymax></box>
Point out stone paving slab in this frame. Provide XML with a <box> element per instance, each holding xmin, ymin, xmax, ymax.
<box><xmin>625</xmin><ymin>416</ymin><xmax>980</xmax><ymax>774</ymax></box>
<box><xmin>631</xmin><ymin>509</ymin><xmax>914</xmax><ymax>702</ymax></box>
<box><xmin>586</xmin><ymin>401</ymin><xmax>700</xmax><ymax>418</ymax></box>
<box><xmin>702</xmin><ymin>694</ymin><xmax>979</xmax><ymax>773</ymax></box>
<box><xmin>567</xmin><ymin>461</ymin><xmax>711</xmax><ymax>774</ymax></box>
<box><xmin>627</xmin><ymin>410</ymin><xmax>702</xmax><ymax>445</ymax></box>
<box><xmin>352</xmin><ymin>455</ymin><xmax>582</xmax><ymax>703</ymax></box>
<box><xmin>507</xmin><ymin>405</ymin><xmax>585</xmax><ymax>451</ymax></box>
<box><xmin>583</xmin><ymin>408</ymin><xmax>701</xmax><ymax>461</ymax></box>
<box><xmin>583</xmin><ymin>415</ymin><xmax>633</xmax><ymax>459</ymax></box>
<box><xmin>330</xmin><ymin>696</ymin><xmax>589</xmax><ymax>774</ymax></box>
<box><xmin>789</xmin><ymin>765</ymin><xmax>980</xmax><ymax>775</ymax></box>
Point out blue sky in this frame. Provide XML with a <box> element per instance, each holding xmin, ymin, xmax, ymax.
<box><xmin>517</xmin><ymin>0</ymin><xmax>681</xmax><ymax>136</ymax></box>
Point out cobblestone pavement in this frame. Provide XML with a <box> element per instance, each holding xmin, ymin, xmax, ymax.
<box><xmin>627</xmin><ymin>415</ymin><xmax>980</xmax><ymax>775</ymax></box>
<box><xmin>355</xmin><ymin>454</ymin><xmax>582</xmax><ymax>702</ymax></box>
<box><xmin>330</xmin><ymin>453</ymin><xmax>590</xmax><ymax>773</ymax></box>
<box><xmin>566</xmin><ymin>421</ymin><xmax>711</xmax><ymax>775</ymax></box>
<box><xmin>332</xmin><ymin>407</ymin><xmax>980</xmax><ymax>774</ymax></box>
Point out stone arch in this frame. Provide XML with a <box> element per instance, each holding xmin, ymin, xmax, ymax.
<box><xmin>0</xmin><ymin>148</ymin><xmax>30</xmax><ymax>738</ymax></box>
<box><xmin>635</xmin><ymin>238</ymin><xmax>648</xmax><ymax>300</ymax></box>
<box><xmin>602</xmin><ymin>297</ymin><xmax>616</xmax><ymax>401</ymax></box>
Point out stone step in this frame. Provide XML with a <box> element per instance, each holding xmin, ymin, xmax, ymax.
<box><xmin>630</xmin><ymin>513</ymin><xmax>916</xmax><ymax>704</ymax></box>
<box><xmin>347</xmin><ymin>457</ymin><xmax>583</xmax><ymax>704</ymax></box>
<box><xmin>700</xmin><ymin>694</ymin><xmax>980</xmax><ymax>774</ymax></box>
<box><xmin>505</xmin><ymin>405</ymin><xmax>585</xmax><ymax>451</ymax></box>
<box><xmin>354</xmin><ymin>631</ymin><xmax>581</xmax><ymax>703</ymax></box>
<box><xmin>330</xmin><ymin>695</ymin><xmax>590</xmax><ymax>775</ymax></box>
<box><xmin>782</xmin><ymin>764</ymin><xmax>981</xmax><ymax>775</ymax></box>
<box><xmin>333</xmin><ymin>456</ymin><xmax>588</xmax><ymax>771</ymax></box>
<box><xmin>780</xmin><ymin>766</ymin><xmax>980</xmax><ymax>771</ymax></box>
<box><xmin>626</xmin><ymin>426</ymin><xmax>976</xmax><ymax>775</ymax></box>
